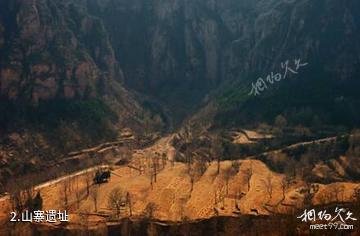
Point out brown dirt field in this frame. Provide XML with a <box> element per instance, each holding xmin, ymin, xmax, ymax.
<box><xmin>0</xmin><ymin>135</ymin><xmax>359</xmax><ymax>228</ymax></box>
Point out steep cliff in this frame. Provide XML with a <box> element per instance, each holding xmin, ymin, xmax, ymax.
<box><xmin>0</xmin><ymin>0</ymin><xmax>160</xmax><ymax>132</ymax></box>
<box><xmin>86</xmin><ymin>0</ymin><xmax>360</xmax><ymax>125</ymax></box>
<box><xmin>213</xmin><ymin>0</ymin><xmax>360</xmax><ymax>128</ymax></box>
<box><xmin>0</xmin><ymin>0</ymin><xmax>164</xmax><ymax>185</ymax></box>
<box><xmin>0</xmin><ymin>0</ymin><xmax>117</xmax><ymax>101</ymax></box>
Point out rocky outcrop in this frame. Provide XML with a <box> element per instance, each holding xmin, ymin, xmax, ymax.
<box><xmin>86</xmin><ymin>0</ymin><xmax>360</xmax><ymax>122</ymax></box>
<box><xmin>1</xmin><ymin>0</ymin><xmax>359</xmax><ymax>126</ymax></box>
<box><xmin>0</xmin><ymin>0</ymin><xmax>169</xmax><ymax>133</ymax></box>
<box><xmin>1</xmin><ymin>0</ymin><xmax>359</xmax><ymax>122</ymax></box>
<box><xmin>0</xmin><ymin>0</ymin><xmax>167</xmax><ymax>185</ymax></box>
<box><xmin>0</xmin><ymin>0</ymin><xmax>122</xmax><ymax>104</ymax></box>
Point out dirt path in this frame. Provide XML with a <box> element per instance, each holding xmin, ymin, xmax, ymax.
<box><xmin>0</xmin><ymin>164</ymin><xmax>109</xmax><ymax>203</ymax></box>
<box><xmin>249</xmin><ymin>136</ymin><xmax>340</xmax><ymax>159</ymax></box>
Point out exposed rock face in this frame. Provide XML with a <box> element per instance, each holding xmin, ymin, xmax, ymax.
<box><xmin>0</xmin><ymin>0</ymin><xmax>359</xmax><ymax>122</ymax></box>
<box><xmin>0</xmin><ymin>0</ymin><xmax>166</xmax><ymax>178</ymax></box>
<box><xmin>0</xmin><ymin>0</ymin><xmax>122</xmax><ymax>104</ymax></box>
<box><xmin>87</xmin><ymin>0</ymin><xmax>231</xmax><ymax>118</ymax></box>
<box><xmin>87</xmin><ymin>0</ymin><xmax>360</xmax><ymax>121</ymax></box>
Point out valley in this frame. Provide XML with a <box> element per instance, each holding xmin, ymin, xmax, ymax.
<box><xmin>0</xmin><ymin>0</ymin><xmax>359</xmax><ymax>235</ymax></box>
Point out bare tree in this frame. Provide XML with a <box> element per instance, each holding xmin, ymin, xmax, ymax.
<box><xmin>61</xmin><ymin>179</ymin><xmax>71</xmax><ymax>210</ymax></box>
<box><xmin>152</xmin><ymin>153</ymin><xmax>160</xmax><ymax>183</ymax></box>
<box><xmin>23</xmin><ymin>187</ymin><xmax>36</xmax><ymax>212</ymax></box>
<box><xmin>148</xmin><ymin>153</ymin><xmax>161</xmax><ymax>189</ymax></box>
<box><xmin>262</xmin><ymin>173</ymin><xmax>273</xmax><ymax>202</ymax></box>
<box><xmin>188</xmin><ymin>168</ymin><xmax>196</xmax><ymax>192</ymax></box>
<box><xmin>219</xmin><ymin>185</ymin><xmax>226</xmax><ymax>209</ymax></box>
<box><xmin>214</xmin><ymin>190</ymin><xmax>218</xmax><ymax>205</ymax></box>
<box><xmin>280</xmin><ymin>177</ymin><xmax>288</xmax><ymax>202</ymax></box>
<box><xmin>179</xmin><ymin>198</ymin><xmax>188</xmax><ymax>221</ymax></box>
<box><xmin>187</xmin><ymin>159</ymin><xmax>208</xmax><ymax>193</ymax></box>
<box><xmin>161</xmin><ymin>153</ymin><xmax>167</xmax><ymax>170</ymax></box>
<box><xmin>108</xmin><ymin>187</ymin><xmax>126</xmax><ymax>218</ymax></box>
<box><xmin>195</xmin><ymin>158</ymin><xmax>208</xmax><ymax>177</ymax></box>
<box><xmin>303</xmin><ymin>183</ymin><xmax>319</xmax><ymax>208</ymax></box>
<box><xmin>149</xmin><ymin>166</ymin><xmax>154</xmax><ymax>190</ymax></box>
<box><xmin>90</xmin><ymin>185</ymin><xmax>99</xmax><ymax>212</ymax></box>
<box><xmin>234</xmin><ymin>187</ymin><xmax>243</xmax><ymax>211</ymax></box>
<box><xmin>126</xmin><ymin>192</ymin><xmax>132</xmax><ymax>217</ymax></box>
<box><xmin>243</xmin><ymin>162</ymin><xmax>253</xmax><ymax>192</ymax></box>
<box><xmin>223</xmin><ymin>161</ymin><xmax>240</xmax><ymax>196</ymax></box>
<box><xmin>85</xmin><ymin>171</ymin><xmax>92</xmax><ymax>197</ymax></box>
<box><xmin>214</xmin><ymin>184</ymin><xmax>226</xmax><ymax>209</ymax></box>
<box><xmin>169</xmin><ymin>147</ymin><xmax>176</xmax><ymax>168</ymax></box>
<box><xmin>211</xmin><ymin>137</ymin><xmax>223</xmax><ymax>175</ymax></box>
<box><xmin>224</xmin><ymin>169</ymin><xmax>232</xmax><ymax>196</ymax></box>
<box><xmin>9</xmin><ymin>183</ymin><xmax>34</xmax><ymax>214</ymax></box>
<box><xmin>231</xmin><ymin>161</ymin><xmax>241</xmax><ymax>175</ymax></box>
<box><xmin>75</xmin><ymin>180</ymin><xmax>81</xmax><ymax>209</ymax></box>
<box><xmin>134</xmin><ymin>158</ymin><xmax>145</xmax><ymax>175</ymax></box>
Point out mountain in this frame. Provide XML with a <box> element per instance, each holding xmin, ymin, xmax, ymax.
<box><xmin>2</xmin><ymin>0</ymin><xmax>359</xmax><ymax>129</ymax></box>
<box><xmin>0</xmin><ymin>0</ymin><xmax>168</xmax><ymax>135</ymax></box>
<box><xmin>0</xmin><ymin>1</ymin><xmax>360</xmax><ymax>234</ymax></box>
<box><xmin>85</xmin><ymin>0</ymin><xmax>360</xmax><ymax>127</ymax></box>
<box><xmin>0</xmin><ymin>0</ymin><xmax>165</xmax><ymax>186</ymax></box>
<box><xmin>211</xmin><ymin>0</ymin><xmax>360</xmax><ymax>129</ymax></box>
<box><xmin>0</xmin><ymin>0</ymin><xmax>359</xmax><ymax>177</ymax></box>
<box><xmin>0</xmin><ymin>0</ymin><xmax>122</xmax><ymax>102</ymax></box>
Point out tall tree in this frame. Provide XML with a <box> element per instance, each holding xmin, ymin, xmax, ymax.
<box><xmin>108</xmin><ymin>187</ymin><xmax>126</xmax><ymax>218</ymax></box>
<box><xmin>211</xmin><ymin>137</ymin><xmax>223</xmax><ymax>175</ymax></box>
<box><xmin>90</xmin><ymin>185</ymin><xmax>99</xmax><ymax>212</ymax></box>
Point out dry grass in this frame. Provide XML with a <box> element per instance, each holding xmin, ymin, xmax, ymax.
<box><xmin>0</xmin><ymin>135</ymin><xmax>358</xmax><ymax>228</ymax></box>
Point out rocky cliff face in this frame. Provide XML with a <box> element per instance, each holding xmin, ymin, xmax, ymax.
<box><xmin>0</xmin><ymin>0</ymin><xmax>165</xmax><ymax>134</ymax></box>
<box><xmin>85</xmin><ymin>0</ymin><xmax>360</xmax><ymax>122</ymax></box>
<box><xmin>87</xmin><ymin>0</ymin><xmax>233</xmax><ymax>119</ymax></box>
<box><xmin>0</xmin><ymin>0</ymin><xmax>164</xmax><ymax>181</ymax></box>
<box><xmin>0</xmin><ymin>0</ymin><xmax>123</xmax><ymax>103</ymax></box>
<box><xmin>0</xmin><ymin>0</ymin><xmax>359</xmax><ymax>126</ymax></box>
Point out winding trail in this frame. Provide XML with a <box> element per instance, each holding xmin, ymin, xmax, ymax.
<box><xmin>0</xmin><ymin>164</ymin><xmax>109</xmax><ymax>203</ymax></box>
